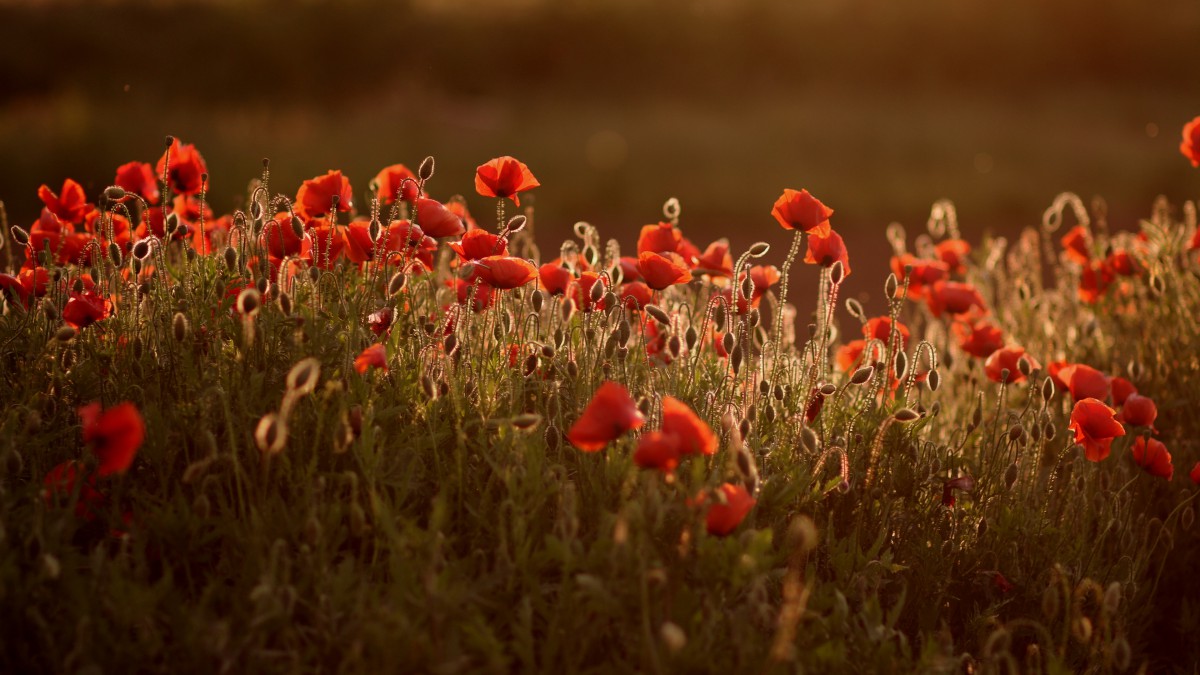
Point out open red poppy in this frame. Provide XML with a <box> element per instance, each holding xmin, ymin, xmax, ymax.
<box><xmin>863</xmin><ymin>316</ymin><xmax>910</xmax><ymax>351</ymax></box>
<box><xmin>539</xmin><ymin>263</ymin><xmax>573</xmax><ymax>295</ymax></box>
<box><xmin>952</xmin><ymin>319</ymin><xmax>1004</xmax><ymax>358</ymax></box>
<box><xmin>926</xmin><ymin>281</ymin><xmax>986</xmax><ymax>318</ymax></box>
<box><xmin>618</xmin><ymin>281</ymin><xmax>654</xmax><ymax>310</ymax></box>
<box><xmin>63</xmin><ymin>290</ymin><xmax>111</xmax><ymax>329</ymax></box>
<box><xmin>374</xmin><ymin>164</ymin><xmax>419</xmax><ymax>204</ymax></box>
<box><xmin>1069</xmin><ymin>398</ymin><xmax>1125</xmax><ymax>462</ymax></box>
<box><xmin>1131</xmin><ymin>437</ymin><xmax>1173</xmax><ymax>480</ymax></box>
<box><xmin>1181</xmin><ymin>115</ymin><xmax>1200</xmax><ymax>167</ymax></box>
<box><xmin>475</xmin><ymin>156</ymin><xmax>540</xmax><ymax>206</ymax></box>
<box><xmin>697</xmin><ymin>483</ymin><xmax>756</xmax><ymax>536</ymax></box>
<box><xmin>636</xmin><ymin>222</ymin><xmax>683</xmax><ymax>256</ymax></box>
<box><xmin>633</xmin><ymin>431</ymin><xmax>682</xmax><ymax>474</ymax></box>
<box><xmin>157</xmin><ymin>138</ymin><xmax>208</xmax><ymax>196</ymax></box>
<box><xmin>38</xmin><ymin>178</ymin><xmax>90</xmax><ymax>224</ymax></box>
<box><xmin>566</xmin><ymin>381</ymin><xmax>645</xmax><ymax>451</ymax></box>
<box><xmin>296</xmin><ymin>170</ymin><xmax>353</xmax><ymax>219</ymax></box>
<box><xmin>695</xmin><ymin>239</ymin><xmax>734</xmax><ymax>277</ymax></box>
<box><xmin>984</xmin><ymin>345</ymin><xmax>1039</xmax><ymax>383</ymax></box>
<box><xmin>942</xmin><ymin>474</ymin><xmax>975</xmax><ymax>508</ymax></box>
<box><xmin>804</xmin><ymin>228</ymin><xmax>851</xmax><ymax>277</ymax></box>
<box><xmin>414</xmin><ymin>198</ymin><xmax>467</xmax><ymax>238</ymax></box>
<box><xmin>934</xmin><ymin>238</ymin><xmax>971</xmax><ymax>273</ymax></box>
<box><xmin>890</xmin><ymin>254</ymin><xmax>949</xmax><ymax>300</ymax></box>
<box><xmin>355</xmin><ymin>343</ymin><xmax>388</xmax><ymax>374</ymax></box>
<box><xmin>449</xmin><ymin>228</ymin><xmax>506</xmax><ymax>262</ymax></box>
<box><xmin>115</xmin><ymin>161</ymin><xmax>160</xmax><ymax>204</ymax></box>
<box><xmin>1059</xmin><ymin>363</ymin><xmax>1110</xmax><ymax>402</ymax></box>
<box><xmin>637</xmin><ymin>251</ymin><xmax>692</xmax><ymax>290</ymax></box>
<box><xmin>1120</xmin><ymin>393</ymin><xmax>1157</xmax><ymax>428</ymax></box>
<box><xmin>453</xmin><ymin>278</ymin><xmax>495</xmax><ymax>311</ymax></box>
<box><xmin>79</xmin><ymin>402</ymin><xmax>145</xmax><ymax>477</ymax></box>
<box><xmin>470</xmin><ymin>256</ymin><xmax>537</xmax><ymax>289</ymax></box>
<box><xmin>1109</xmin><ymin>376</ymin><xmax>1137</xmax><ymax>406</ymax></box>
<box><xmin>1060</xmin><ymin>225</ymin><xmax>1091</xmax><ymax>265</ymax></box>
<box><xmin>661</xmin><ymin>396</ymin><xmax>717</xmax><ymax>456</ymax></box>
<box><xmin>42</xmin><ymin>460</ymin><xmax>106</xmax><ymax>520</ymax></box>
<box><xmin>771</xmin><ymin>188</ymin><xmax>832</xmax><ymax>235</ymax></box>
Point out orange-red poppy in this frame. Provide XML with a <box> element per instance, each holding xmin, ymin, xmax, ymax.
<box><xmin>637</xmin><ymin>251</ymin><xmax>692</xmax><ymax>290</ymax></box>
<box><xmin>863</xmin><ymin>316</ymin><xmax>910</xmax><ymax>351</ymax></box>
<box><xmin>539</xmin><ymin>263</ymin><xmax>573</xmax><ymax>295</ymax></box>
<box><xmin>661</xmin><ymin>396</ymin><xmax>717</xmax><ymax>456</ymax></box>
<box><xmin>474</xmin><ymin>156</ymin><xmax>539</xmax><ymax>206</ymax></box>
<box><xmin>354</xmin><ymin>343</ymin><xmax>388</xmax><ymax>374</ymax></box>
<box><xmin>1078</xmin><ymin>260</ymin><xmax>1115</xmax><ymax>304</ymax></box>
<box><xmin>1106</xmin><ymin>249</ymin><xmax>1141</xmax><ymax>276</ymax></box>
<box><xmin>637</xmin><ymin>221</ymin><xmax>683</xmax><ymax>256</ymax></box>
<box><xmin>804</xmin><ymin>228</ymin><xmax>851</xmax><ymax>277</ymax></box>
<box><xmin>79</xmin><ymin>402</ymin><xmax>145</xmax><ymax>477</ymax></box>
<box><xmin>1060</xmin><ymin>225</ymin><xmax>1091</xmax><ymax>265</ymax></box>
<box><xmin>1059</xmin><ymin>363</ymin><xmax>1110</xmax><ymax>402</ymax></box>
<box><xmin>114</xmin><ymin>161</ymin><xmax>160</xmax><ymax>204</ymax></box>
<box><xmin>1131</xmin><ymin>437</ymin><xmax>1173</xmax><ymax>480</ymax></box>
<box><xmin>449</xmin><ymin>228</ymin><xmax>506</xmax><ymax>262</ymax></box>
<box><xmin>926</xmin><ymin>281</ymin><xmax>986</xmax><ymax>318</ymax></box>
<box><xmin>984</xmin><ymin>345</ymin><xmax>1039</xmax><ymax>383</ymax></box>
<box><xmin>695</xmin><ymin>239</ymin><xmax>734</xmax><ymax>277</ymax></box>
<box><xmin>618</xmin><ymin>281</ymin><xmax>654</xmax><ymax>310</ymax></box>
<box><xmin>299</xmin><ymin>218</ymin><xmax>346</xmax><ymax>269</ymax></box>
<box><xmin>952</xmin><ymin>319</ymin><xmax>1004</xmax><ymax>358</ymax></box>
<box><xmin>1190</xmin><ymin>461</ymin><xmax>1200</xmax><ymax>485</ymax></box>
<box><xmin>567</xmin><ymin>381</ymin><xmax>645</xmax><ymax>451</ymax></box>
<box><xmin>1109</xmin><ymin>376</ymin><xmax>1137</xmax><ymax>406</ymax></box>
<box><xmin>934</xmin><ymin>238</ymin><xmax>971</xmax><ymax>273</ymax></box>
<box><xmin>1069</xmin><ymin>398</ymin><xmax>1125</xmax><ymax>462</ymax></box>
<box><xmin>63</xmin><ymin>290</ymin><xmax>111</xmax><ymax>329</ymax></box>
<box><xmin>374</xmin><ymin>164</ymin><xmax>419</xmax><ymax>204</ymax></box>
<box><xmin>367</xmin><ymin>307</ymin><xmax>394</xmax><ymax>336</ymax></box>
<box><xmin>573</xmin><ymin>271</ymin><xmax>607</xmax><ymax>312</ymax></box>
<box><xmin>453</xmin><ymin>278</ymin><xmax>495</xmax><ymax>311</ymax></box>
<box><xmin>771</xmin><ymin>188</ymin><xmax>832</xmax><ymax>235</ymax></box>
<box><xmin>296</xmin><ymin>170</ymin><xmax>353</xmax><ymax>219</ymax></box>
<box><xmin>38</xmin><ymin>178</ymin><xmax>90</xmax><ymax>224</ymax></box>
<box><xmin>697</xmin><ymin>483</ymin><xmax>756</xmax><ymax>536</ymax></box>
<box><xmin>890</xmin><ymin>254</ymin><xmax>949</xmax><ymax>300</ymax></box>
<box><xmin>42</xmin><ymin>460</ymin><xmax>106</xmax><ymax>520</ymax></box>
<box><xmin>157</xmin><ymin>138</ymin><xmax>208</xmax><ymax>196</ymax></box>
<box><xmin>1120</xmin><ymin>394</ymin><xmax>1157</xmax><ymax>428</ymax></box>
<box><xmin>414</xmin><ymin>197</ymin><xmax>467</xmax><ymax>238</ymax></box>
<box><xmin>471</xmin><ymin>255</ymin><xmax>537</xmax><ymax>289</ymax></box>
<box><xmin>633</xmin><ymin>431</ymin><xmax>682</xmax><ymax>474</ymax></box>
<box><xmin>836</xmin><ymin>339</ymin><xmax>866</xmax><ymax>371</ymax></box>
<box><xmin>1181</xmin><ymin>116</ymin><xmax>1200</xmax><ymax>167</ymax></box>
<box><xmin>260</xmin><ymin>212</ymin><xmax>307</xmax><ymax>258</ymax></box>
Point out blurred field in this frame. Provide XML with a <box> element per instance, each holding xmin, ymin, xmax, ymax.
<box><xmin>1</xmin><ymin>0</ymin><xmax>1198</xmax><ymax>309</ymax></box>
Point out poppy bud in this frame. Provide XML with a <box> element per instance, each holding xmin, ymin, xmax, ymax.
<box><xmin>739</xmin><ymin>417</ymin><xmax>751</xmax><ymax>440</ymax></box>
<box><xmin>684</xmin><ymin>326</ymin><xmax>697</xmax><ymax>351</ymax></box>
<box><xmin>531</xmin><ymin>289</ymin><xmax>545</xmax><ymax>312</ymax></box>
<box><xmin>561</xmin><ymin>298</ymin><xmax>576</xmax><ymax>323</ymax></box>
<box><xmin>927</xmin><ymin>369</ymin><xmax>941</xmax><ymax>391</ymax></box>
<box><xmin>254</xmin><ymin>277</ymin><xmax>268</xmax><ymax>295</ymax></box>
<box><xmin>819</xmin><ymin>383</ymin><xmax>837</xmax><ymax>397</ymax></box>
<box><xmin>107</xmin><ymin>241</ymin><xmax>122</xmax><ymax>266</ymax></box>
<box><xmin>506</xmin><ymin>215</ymin><xmax>527</xmax><ymax>234</ymax></box>
<box><xmin>722</xmin><ymin>332</ymin><xmax>736</xmax><ymax>355</ymax></box>
<box><xmin>747</xmin><ymin>308</ymin><xmax>760</xmax><ymax>328</ymax></box>
<box><xmin>385</xmin><ymin>272</ymin><xmax>406</xmax><ymax>296</ymax></box>
<box><xmin>277</xmin><ymin>291</ymin><xmax>293</xmax><ymax>316</ymax></box>
<box><xmin>545</xmin><ymin>425</ymin><xmax>561</xmax><ymax>451</ymax></box>
<box><xmin>307</xmin><ymin>266</ymin><xmax>321</xmax><ymax>284</ymax></box>
<box><xmin>894</xmin><ymin>408</ymin><xmax>919</xmax><ymax>422</ymax></box>
<box><xmin>165</xmin><ymin>212</ymin><xmax>180</xmax><ymax>236</ymax></box>
<box><xmin>730</xmin><ymin>344</ymin><xmax>744</xmax><ymax>374</ymax></box>
<box><xmin>172</xmin><ymin>312</ymin><xmax>190</xmax><ymax>342</ymax></box>
<box><xmin>524</xmin><ymin>353</ymin><xmax>539</xmax><ymax>376</ymax></box>
<box><xmin>667</xmin><ymin>335</ymin><xmax>682</xmax><ymax>359</ymax></box>
<box><xmin>54</xmin><ymin>325</ymin><xmax>75</xmax><ymax>342</ymax></box>
<box><xmin>222</xmin><ymin>246</ymin><xmax>238</xmax><ymax>271</ymax></box>
<box><xmin>662</xmin><ymin>197</ymin><xmax>681</xmax><ymax>221</ymax></box>
<box><xmin>646</xmin><ymin>305</ymin><xmax>670</xmax><ymax>326</ymax></box>
<box><xmin>830</xmin><ymin>260</ymin><xmax>845</xmax><ymax>286</ymax></box>
<box><xmin>237</xmin><ymin>288</ymin><xmax>261</xmax><ymax>316</ymax></box>
<box><xmin>894</xmin><ymin>351</ymin><xmax>908</xmax><ymax>381</ymax></box>
<box><xmin>850</xmin><ymin>365</ymin><xmax>873</xmax><ymax>385</ymax></box>
<box><xmin>104</xmin><ymin>185</ymin><xmax>126</xmax><ymax>201</ymax></box>
<box><xmin>1044</xmin><ymin>421</ymin><xmax>1057</xmax><ymax>440</ymax></box>
<box><xmin>617</xmin><ymin>319</ymin><xmax>632</xmax><ymax>345</ymax></box>
<box><xmin>1017</xmin><ymin>356</ymin><xmax>1033</xmax><ymax>377</ymax></box>
<box><xmin>419</xmin><ymin>155</ymin><xmax>435</xmax><ymax>181</ymax></box>
<box><xmin>1004</xmin><ymin>462</ymin><xmax>1019</xmax><ymax>489</ymax></box>
<box><xmin>801</xmin><ymin>426</ymin><xmax>819</xmax><ymax>452</ymax></box>
<box><xmin>132</xmin><ymin>239</ymin><xmax>151</xmax><ymax>261</ymax></box>
<box><xmin>747</xmin><ymin>242</ymin><xmax>770</xmax><ymax>258</ymax></box>
<box><xmin>420</xmin><ymin>375</ymin><xmax>437</xmax><ymax>399</ymax></box>
<box><xmin>740</xmin><ymin>275</ymin><xmax>754</xmax><ymax>300</ymax></box>
<box><xmin>1041</xmin><ymin>377</ymin><xmax>1055</xmax><ymax>400</ymax></box>
<box><xmin>713</xmin><ymin>304</ymin><xmax>726</xmax><ymax>331</ymax></box>
<box><xmin>255</xmin><ymin>413</ymin><xmax>287</xmax><ymax>454</ymax></box>
<box><xmin>885</xmin><ymin>273</ymin><xmax>898</xmax><ymax>298</ymax></box>
<box><xmin>368</xmin><ymin>218</ymin><xmax>382</xmax><ymax>243</ymax></box>
<box><xmin>250</xmin><ymin>200</ymin><xmax>263</xmax><ymax>221</ymax></box>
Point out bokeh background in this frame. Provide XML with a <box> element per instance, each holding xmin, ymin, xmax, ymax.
<box><xmin>2</xmin><ymin>0</ymin><xmax>1198</xmax><ymax>311</ymax></box>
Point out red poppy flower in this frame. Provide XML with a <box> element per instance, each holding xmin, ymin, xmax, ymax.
<box><xmin>367</xmin><ymin>307</ymin><xmax>394</xmax><ymax>336</ymax></box>
<box><xmin>934</xmin><ymin>239</ymin><xmax>971</xmax><ymax>273</ymax></box>
<box><xmin>637</xmin><ymin>222</ymin><xmax>683</xmax><ymax>256</ymax></box>
<box><xmin>299</xmin><ymin>218</ymin><xmax>346</xmax><ymax>269</ymax></box>
<box><xmin>926</xmin><ymin>281</ymin><xmax>986</xmax><ymax>318</ymax></box>
<box><xmin>1181</xmin><ymin>116</ymin><xmax>1200</xmax><ymax>167</ymax></box>
<box><xmin>695</xmin><ymin>239</ymin><xmax>734</xmax><ymax>277</ymax></box>
<box><xmin>0</xmin><ymin>273</ymin><xmax>29</xmax><ymax>307</ymax></box>
<box><xmin>1106</xmin><ymin>249</ymin><xmax>1141</xmax><ymax>276</ymax></box>
<box><xmin>444</xmin><ymin>198</ymin><xmax>478</xmax><ymax>231</ymax></box>
<box><xmin>614</xmin><ymin>256</ymin><xmax>640</xmax><ymax>283</ymax></box>
<box><xmin>42</xmin><ymin>460</ymin><xmax>106</xmax><ymax>520</ymax></box>
<box><xmin>157</xmin><ymin>138</ymin><xmax>208</xmax><ymax>196</ymax></box>
<box><xmin>804</xmin><ymin>228</ymin><xmax>851</xmax><ymax>277</ymax></box>
<box><xmin>193</xmin><ymin>214</ymin><xmax>230</xmax><ymax>255</ymax></box>
<box><xmin>1191</xmin><ymin>462</ymin><xmax>1200</xmax><ymax>485</ymax></box>
<box><xmin>474</xmin><ymin>156</ymin><xmax>540</xmax><ymax>206</ymax></box>
<box><xmin>409</xmin><ymin>198</ymin><xmax>463</xmax><ymax>238</ymax></box>
<box><xmin>1109</xmin><ymin>376</ymin><xmax>1137</xmax><ymax>406</ymax></box>
<box><xmin>38</xmin><ymin>178</ymin><xmax>90</xmax><ymax>224</ymax></box>
<box><xmin>890</xmin><ymin>254</ymin><xmax>949</xmax><ymax>300</ymax></box>
<box><xmin>805</xmin><ymin>387</ymin><xmax>824</xmax><ymax>423</ymax></box>
<box><xmin>345</xmin><ymin>219</ymin><xmax>434</xmax><ymax>266</ymax></box>
<box><xmin>633</xmin><ymin>432</ymin><xmax>682</xmax><ymax>474</ymax></box>
<box><xmin>661</xmin><ymin>396</ymin><xmax>717</xmax><ymax>456</ymax></box>
<box><xmin>19</xmin><ymin>266</ymin><xmax>51</xmax><ymax>299</ymax></box>
<box><xmin>836</xmin><ymin>339</ymin><xmax>866</xmax><ymax>371</ymax></box>
<box><xmin>449</xmin><ymin>228</ymin><xmax>506</xmax><ymax>262</ymax></box>
<box><xmin>354</xmin><ymin>343</ymin><xmax>388</xmax><ymax>374</ymax></box>
<box><xmin>618</xmin><ymin>281</ymin><xmax>654</xmax><ymax>310</ymax></box>
<box><xmin>637</xmin><ymin>251</ymin><xmax>692</xmax><ymax>290</ymax></box>
<box><xmin>566</xmin><ymin>381</ymin><xmax>645</xmax><ymax>451</ymax></box>
<box><xmin>539</xmin><ymin>263</ymin><xmax>573</xmax><ymax>295</ymax></box>
<box><xmin>952</xmin><ymin>319</ymin><xmax>1004</xmax><ymax>358</ymax></box>
<box><xmin>1131</xmin><ymin>437</ymin><xmax>1173</xmax><ymax>480</ymax></box>
<box><xmin>1060</xmin><ymin>225</ymin><xmax>1091</xmax><ymax>265</ymax></box>
<box><xmin>574</xmin><ymin>272</ymin><xmax>607</xmax><ymax>312</ymax></box>
<box><xmin>374</xmin><ymin>164</ymin><xmax>419</xmax><ymax>204</ymax></box>
<box><xmin>79</xmin><ymin>402</ymin><xmax>145</xmax><ymax>477</ymax></box>
<box><xmin>1078</xmin><ymin>260</ymin><xmax>1115</xmax><ymax>304</ymax></box>
<box><xmin>863</xmin><ymin>316</ymin><xmax>910</xmax><ymax>351</ymax></box>
<box><xmin>1069</xmin><ymin>398</ymin><xmax>1125</xmax><ymax>462</ymax></box>
<box><xmin>260</xmin><ymin>212</ymin><xmax>307</xmax><ymax>259</ymax></box>
<box><xmin>295</xmin><ymin>170</ymin><xmax>353</xmax><ymax>219</ymax></box>
<box><xmin>771</xmin><ymin>188</ymin><xmax>832</xmax><ymax>235</ymax></box>
<box><xmin>114</xmin><ymin>161</ymin><xmax>160</xmax><ymax>204</ymax></box>
<box><xmin>1059</xmin><ymin>364</ymin><xmax>1110</xmax><ymax>402</ymax></box>
<box><xmin>471</xmin><ymin>255</ymin><xmax>537</xmax><ymax>289</ymax></box>
<box><xmin>63</xmin><ymin>290</ymin><xmax>111</xmax><ymax>329</ymax></box>
<box><xmin>984</xmin><ymin>345</ymin><xmax>1039</xmax><ymax>383</ymax></box>
<box><xmin>1046</xmin><ymin>360</ymin><xmax>1071</xmax><ymax>393</ymax></box>
<box><xmin>698</xmin><ymin>483</ymin><xmax>756</xmax><ymax>536</ymax></box>
<box><xmin>942</xmin><ymin>474</ymin><xmax>975</xmax><ymax>508</ymax></box>
<box><xmin>453</xmin><ymin>278</ymin><xmax>495</xmax><ymax>311</ymax></box>
<box><xmin>1120</xmin><ymin>394</ymin><xmax>1157</xmax><ymax>428</ymax></box>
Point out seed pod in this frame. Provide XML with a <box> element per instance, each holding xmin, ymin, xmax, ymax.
<box><xmin>255</xmin><ymin>413</ymin><xmax>287</xmax><ymax>454</ymax></box>
<box><xmin>506</xmin><ymin>215</ymin><xmax>527</xmax><ymax>233</ymax></box>
<box><xmin>927</xmin><ymin>369</ymin><xmax>941</xmax><ymax>392</ymax></box>
<box><xmin>850</xmin><ymin>365</ymin><xmax>874</xmax><ymax>385</ymax></box>
<box><xmin>419</xmin><ymin>155</ymin><xmax>436</xmax><ymax>181</ymax></box>
<box><xmin>747</xmin><ymin>242</ymin><xmax>770</xmax><ymax>258</ymax></box>
<box><xmin>894</xmin><ymin>408</ymin><xmax>919</xmax><ymax>422</ymax></box>
<box><xmin>885</xmin><ymin>273</ymin><xmax>899</xmax><ymax>298</ymax></box>
<box><xmin>646</xmin><ymin>304</ymin><xmax>670</xmax><ymax>326</ymax></box>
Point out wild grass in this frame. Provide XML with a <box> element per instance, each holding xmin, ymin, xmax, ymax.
<box><xmin>0</xmin><ymin>146</ymin><xmax>1198</xmax><ymax>674</ymax></box>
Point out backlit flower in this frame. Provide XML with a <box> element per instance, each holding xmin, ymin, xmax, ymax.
<box><xmin>698</xmin><ymin>483</ymin><xmax>756</xmax><ymax>536</ymax></box>
<box><xmin>771</xmin><ymin>188</ymin><xmax>832</xmax><ymax>235</ymax></box>
<box><xmin>1069</xmin><ymin>398</ymin><xmax>1125</xmax><ymax>462</ymax></box>
<box><xmin>984</xmin><ymin>345</ymin><xmax>1039</xmax><ymax>383</ymax></box>
<box><xmin>79</xmin><ymin>402</ymin><xmax>145</xmax><ymax>477</ymax></box>
<box><xmin>1131</xmin><ymin>437</ymin><xmax>1173</xmax><ymax>480</ymax></box>
<box><xmin>295</xmin><ymin>170</ymin><xmax>353</xmax><ymax>219</ymax></box>
<box><xmin>567</xmin><ymin>381</ymin><xmax>645</xmax><ymax>451</ymax></box>
<box><xmin>474</xmin><ymin>156</ymin><xmax>539</xmax><ymax>206</ymax></box>
<box><xmin>354</xmin><ymin>343</ymin><xmax>388</xmax><ymax>374</ymax></box>
<box><xmin>804</xmin><ymin>228</ymin><xmax>851</xmax><ymax>277</ymax></box>
<box><xmin>661</xmin><ymin>396</ymin><xmax>717</xmax><ymax>456</ymax></box>
<box><xmin>157</xmin><ymin>138</ymin><xmax>208</xmax><ymax>196</ymax></box>
<box><xmin>1181</xmin><ymin>116</ymin><xmax>1200</xmax><ymax>167</ymax></box>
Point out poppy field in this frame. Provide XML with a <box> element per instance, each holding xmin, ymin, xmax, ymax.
<box><xmin>2</xmin><ymin>121</ymin><xmax>1200</xmax><ymax>673</ymax></box>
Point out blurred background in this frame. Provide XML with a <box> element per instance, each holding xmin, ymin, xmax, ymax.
<box><xmin>2</xmin><ymin>0</ymin><xmax>1198</xmax><ymax>310</ymax></box>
